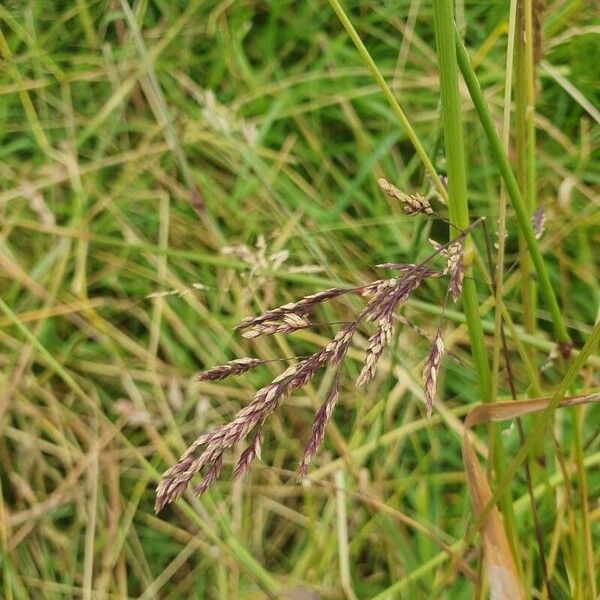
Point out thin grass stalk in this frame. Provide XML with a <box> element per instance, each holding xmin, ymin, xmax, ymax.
<box><xmin>491</xmin><ymin>0</ymin><xmax>518</xmax><ymax>405</ymax></box>
<box><xmin>523</xmin><ymin>0</ymin><xmax>538</xmax><ymax>328</ymax></box>
<box><xmin>514</xmin><ymin>0</ymin><xmax>540</xmax><ymax>387</ymax></box>
<box><xmin>472</xmin><ymin>237</ymin><xmax>542</xmax><ymax>390</ymax></box>
<box><xmin>521</xmin><ymin>6</ymin><xmax>590</xmax><ymax>589</ymax></box>
<box><xmin>0</xmin><ymin>483</ymin><xmax>14</xmax><ymax>600</ymax></box>
<box><xmin>573</xmin><ymin>404</ymin><xmax>597</xmax><ymax>599</ymax></box>
<box><xmin>563</xmin><ymin>418</ymin><xmax>579</xmax><ymax>600</ymax></box>
<box><xmin>480</xmin><ymin>213</ymin><xmax>550</xmax><ymax>585</ymax></box>
<box><xmin>75</xmin><ymin>0</ymin><xmax>98</xmax><ymax>47</ymax></box>
<box><xmin>489</xmin><ymin>4</ymin><xmax>547</xmax><ymax>516</ymax></box>
<box><xmin>327</xmin><ymin>0</ymin><xmax>449</xmax><ymax>203</ymax></box>
<box><xmin>118</xmin><ymin>0</ymin><xmax>202</xmax><ymax>208</ymax></box>
<box><xmin>432</xmin><ymin>0</ymin><xmax>521</xmax><ymax>568</ymax></box>
<box><xmin>512</xmin><ymin>3</ymin><xmax>561</xmax><ymax>568</ymax></box>
<box><xmin>454</xmin><ymin>25</ymin><xmax>571</xmax><ymax>348</ymax></box>
<box><xmin>499</xmin><ymin>323</ymin><xmax>551</xmax><ymax>596</ymax></box>
<box><xmin>431</xmin><ymin>2</ymin><xmax>490</xmax><ymax>396</ymax></box>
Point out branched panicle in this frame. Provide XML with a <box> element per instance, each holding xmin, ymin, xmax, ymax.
<box><xmin>197</xmin><ymin>357</ymin><xmax>266</xmax><ymax>381</ymax></box>
<box><xmin>155</xmin><ymin>203</ymin><xmax>480</xmax><ymax>510</ymax></box>
<box><xmin>155</xmin><ymin>268</ymin><xmax>448</xmax><ymax>510</ymax></box>
<box><xmin>155</xmin><ymin>347</ymin><xmax>332</xmax><ymax>509</ymax></box>
<box><xmin>298</xmin><ymin>375</ymin><xmax>340</xmax><ymax>478</ymax></box>
<box><xmin>423</xmin><ymin>329</ymin><xmax>444</xmax><ymax>418</ymax></box>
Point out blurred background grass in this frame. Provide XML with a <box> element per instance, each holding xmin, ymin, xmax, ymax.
<box><xmin>0</xmin><ymin>1</ymin><xmax>599</xmax><ymax>598</ymax></box>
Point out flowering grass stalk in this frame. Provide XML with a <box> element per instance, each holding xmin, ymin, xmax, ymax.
<box><xmin>155</xmin><ymin>182</ymin><xmax>473</xmax><ymax>511</ymax></box>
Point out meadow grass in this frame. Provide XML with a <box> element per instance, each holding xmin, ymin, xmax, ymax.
<box><xmin>0</xmin><ymin>1</ymin><xmax>599</xmax><ymax>598</ymax></box>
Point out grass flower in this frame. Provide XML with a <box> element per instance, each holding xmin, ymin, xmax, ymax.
<box><xmin>155</xmin><ymin>187</ymin><xmax>476</xmax><ymax>511</ymax></box>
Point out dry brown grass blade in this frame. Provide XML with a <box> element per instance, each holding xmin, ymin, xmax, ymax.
<box><xmin>465</xmin><ymin>393</ymin><xmax>598</xmax><ymax>427</ymax></box>
<box><xmin>462</xmin><ymin>392</ymin><xmax>600</xmax><ymax>599</ymax></box>
<box><xmin>462</xmin><ymin>435</ymin><xmax>525</xmax><ymax>600</ymax></box>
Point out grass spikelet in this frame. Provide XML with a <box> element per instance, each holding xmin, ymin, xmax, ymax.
<box><xmin>298</xmin><ymin>375</ymin><xmax>341</xmax><ymax>478</ymax></box>
<box><xmin>356</xmin><ymin>314</ymin><xmax>393</xmax><ymax>386</ymax></box>
<box><xmin>446</xmin><ymin>239</ymin><xmax>465</xmax><ymax>302</ymax></box>
<box><xmin>378</xmin><ymin>177</ymin><xmax>433</xmax><ymax>215</ymax></box>
<box><xmin>532</xmin><ymin>206</ymin><xmax>546</xmax><ymax>240</ymax></box>
<box><xmin>241</xmin><ymin>314</ymin><xmax>311</xmax><ymax>338</ymax></box>
<box><xmin>197</xmin><ymin>357</ymin><xmax>267</xmax><ymax>381</ymax></box>
<box><xmin>193</xmin><ymin>452</ymin><xmax>224</xmax><ymax>496</ymax></box>
<box><xmin>429</xmin><ymin>236</ymin><xmax>465</xmax><ymax>302</ymax></box>
<box><xmin>233</xmin><ymin>429</ymin><xmax>264</xmax><ymax>480</ymax></box>
<box><xmin>155</xmin><ymin>454</ymin><xmax>204</xmax><ymax>512</ymax></box>
<box><xmin>423</xmin><ymin>328</ymin><xmax>445</xmax><ymax>418</ymax></box>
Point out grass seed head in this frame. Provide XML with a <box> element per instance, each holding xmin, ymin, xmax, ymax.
<box><xmin>233</xmin><ymin>429</ymin><xmax>264</xmax><ymax>480</ymax></box>
<box><xmin>378</xmin><ymin>178</ymin><xmax>433</xmax><ymax>215</ymax></box>
<box><xmin>532</xmin><ymin>206</ymin><xmax>546</xmax><ymax>240</ymax></box>
<box><xmin>423</xmin><ymin>329</ymin><xmax>445</xmax><ymax>418</ymax></box>
<box><xmin>446</xmin><ymin>239</ymin><xmax>465</xmax><ymax>301</ymax></box>
<box><xmin>197</xmin><ymin>357</ymin><xmax>267</xmax><ymax>381</ymax></box>
<box><xmin>357</xmin><ymin>314</ymin><xmax>393</xmax><ymax>386</ymax></box>
<box><xmin>298</xmin><ymin>375</ymin><xmax>341</xmax><ymax>478</ymax></box>
<box><xmin>157</xmin><ymin>244</ymin><xmax>442</xmax><ymax>509</ymax></box>
<box><xmin>242</xmin><ymin>314</ymin><xmax>311</xmax><ymax>338</ymax></box>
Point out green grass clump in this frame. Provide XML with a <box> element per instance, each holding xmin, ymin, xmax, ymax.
<box><xmin>0</xmin><ymin>1</ymin><xmax>599</xmax><ymax>598</ymax></box>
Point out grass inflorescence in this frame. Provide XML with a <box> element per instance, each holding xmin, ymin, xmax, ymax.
<box><xmin>157</xmin><ymin>198</ymin><xmax>469</xmax><ymax>511</ymax></box>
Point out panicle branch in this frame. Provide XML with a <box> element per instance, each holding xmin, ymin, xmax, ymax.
<box><xmin>196</xmin><ymin>357</ymin><xmax>267</xmax><ymax>381</ymax></box>
<box><xmin>241</xmin><ymin>314</ymin><xmax>311</xmax><ymax>338</ymax></box>
<box><xmin>423</xmin><ymin>328</ymin><xmax>445</xmax><ymax>419</ymax></box>
<box><xmin>298</xmin><ymin>375</ymin><xmax>341</xmax><ymax>477</ymax></box>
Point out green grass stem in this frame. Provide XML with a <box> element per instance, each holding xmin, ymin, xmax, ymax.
<box><xmin>328</xmin><ymin>0</ymin><xmax>449</xmax><ymax>203</ymax></box>
<box><xmin>432</xmin><ymin>0</ymin><xmax>520</xmax><ymax>566</ymax></box>
<box><xmin>454</xmin><ymin>26</ymin><xmax>571</xmax><ymax>347</ymax></box>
